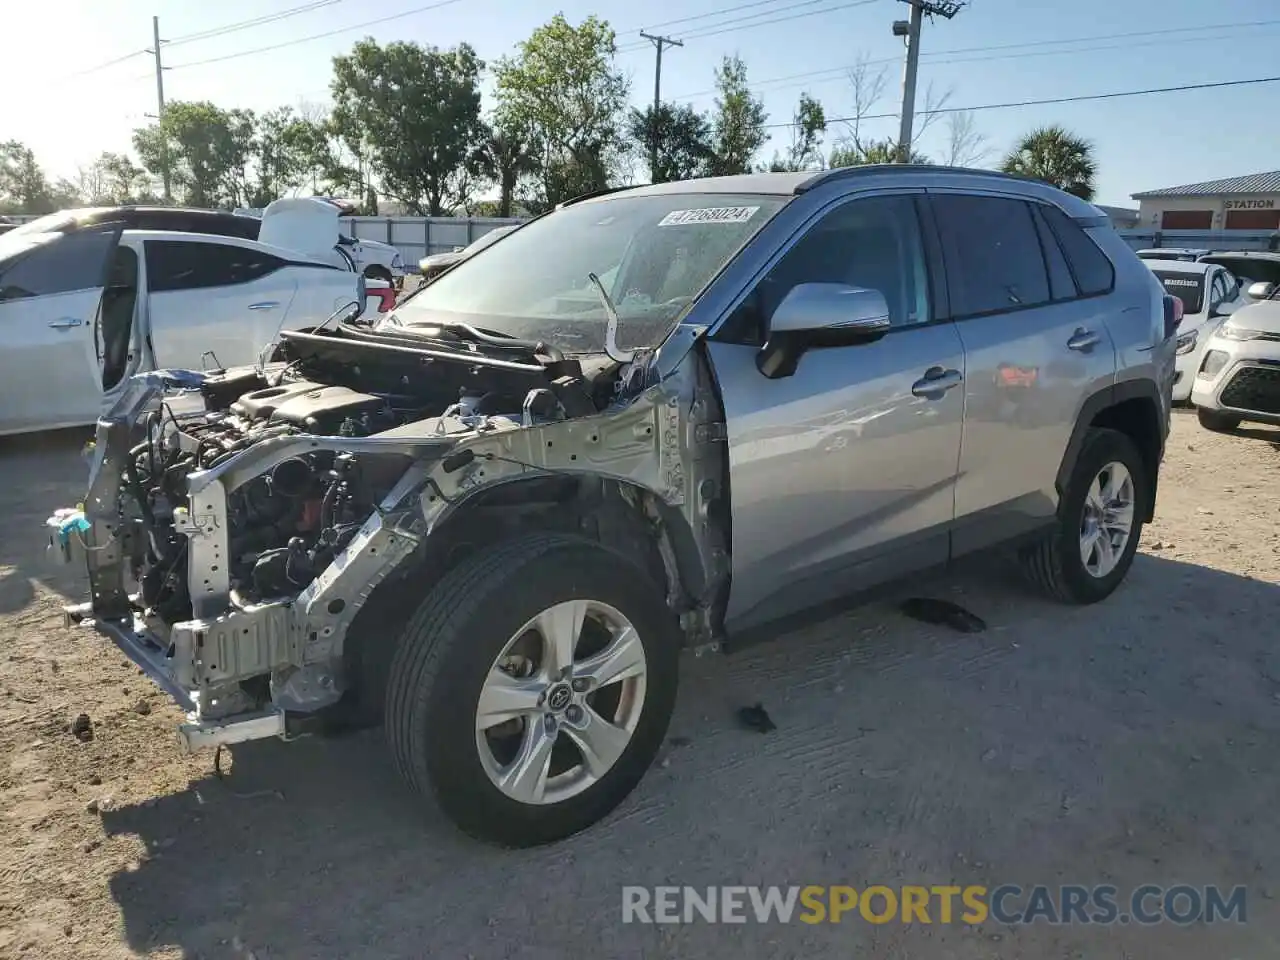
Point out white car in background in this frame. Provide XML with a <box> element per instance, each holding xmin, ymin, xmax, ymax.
<box><xmin>238</xmin><ymin>197</ymin><xmax>407</xmax><ymax>288</ymax></box>
<box><xmin>1190</xmin><ymin>279</ymin><xmax>1280</xmax><ymax>431</ymax></box>
<box><xmin>0</xmin><ymin>213</ymin><xmax>390</xmax><ymax>436</ymax></box>
<box><xmin>416</xmin><ymin>224</ymin><xmax>518</xmax><ymax>283</ymax></box>
<box><xmin>1146</xmin><ymin>258</ymin><xmax>1250</xmax><ymax>403</ymax></box>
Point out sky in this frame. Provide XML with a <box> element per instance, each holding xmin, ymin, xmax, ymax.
<box><xmin>3</xmin><ymin>0</ymin><xmax>1278</xmax><ymax>207</ymax></box>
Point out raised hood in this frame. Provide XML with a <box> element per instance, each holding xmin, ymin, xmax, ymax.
<box><xmin>258</xmin><ymin>197</ymin><xmax>342</xmax><ymax>260</ymax></box>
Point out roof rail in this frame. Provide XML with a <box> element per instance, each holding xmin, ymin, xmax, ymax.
<box><xmin>795</xmin><ymin>163</ymin><xmax>1043</xmax><ymax>194</ymax></box>
<box><xmin>556</xmin><ymin>185</ymin><xmax>638</xmax><ymax>209</ymax></box>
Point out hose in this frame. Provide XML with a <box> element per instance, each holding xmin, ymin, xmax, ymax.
<box><xmin>126</xmin><ymin>441</ymin><xmax>158</xmax><ymax>538</ymax></box>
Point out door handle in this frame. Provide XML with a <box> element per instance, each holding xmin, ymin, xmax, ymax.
<box><xmin>911</xmin><ymin>367</ymin><xmax>963</xmax><ymax>398</ymax></box>
<box><xmin>1067</xmin><ymin>327</ymin><xmax>1101</xmax><ymax>352</ymax></box>
<box><xmin>248</xmin><ymin>301</ymin><xmax>280</xmax><ymax>311</ymax></box>
<box><xmin>48</xmin><ymin>317</ymin><xmax>83</xmax><ymax>329</ymax></box>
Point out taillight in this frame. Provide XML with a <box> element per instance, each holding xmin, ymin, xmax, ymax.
<box><xmin>375</xmin><ymin>287</ymin><xmax>396</xmax><ymax>313</ymax></box>
<box><xmin>1162</xmin><ymin>294</ymin><xmax>1183</xmax><ymax>340</ymax></box>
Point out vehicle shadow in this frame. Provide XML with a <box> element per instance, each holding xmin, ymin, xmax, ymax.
<box><xmin>0</xmin><ymin>428</ymin><xmax>93</xmax><ymax>615</ymax></box>
<box><xmin>99</xmin><ymin>552</ymin><xmax>1280</xmax><ymax>960</ymax></box>
<box><xmin>1231</xmin><ymin>422</ymin><xmax>1280</xmax><ymax>446</ymax></box>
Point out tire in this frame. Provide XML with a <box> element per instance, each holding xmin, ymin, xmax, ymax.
<box><xmin>364</xmin><ymin>265</ymin><xmax>393</xmax><ymax>283</ymax></box>
<box><xmin>1019</xmin><ymin>427</ymin><xmax>1148</xmax><ymax>605</ymax></box>
<box><xmin>384</xmin><ymin>533</ymin><xmax>680</xmax><ymax>847</ymax></box>
<box><xmin>1196</xmin><ymin>407</ymin><xmax>1241</xmax><ymax>432</ymax></box>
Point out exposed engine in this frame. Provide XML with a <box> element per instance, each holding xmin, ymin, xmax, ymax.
<box><xmin>122</xmin><ymin>322</ymin><xmax>629</xmax><ymax>625</ymax></box>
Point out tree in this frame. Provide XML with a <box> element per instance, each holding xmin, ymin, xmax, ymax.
<box><xmin>285</xmin><ymin>107</ymin><xmax>357</xmax><ymax>198</ymax></box>
<box><xmin>831</xmin><ymin>55</ymin><xmax>951</xmax><ymax>165</ymax></box>
<box><xmin>1000</xmin><ymin>125</ymin><xmax>1097</xmax><ymax>200</ymax></box>
<box><xmin>477</xmin><ymin>119</ymin><xmax>540</xmax><ymax>217</ymax></box>
<box><xmin>942</xmin><ymin>111</ymin><xmax>989</xmax><ymax>168</ymax></box>
<box><xmin>76</xmin><ymin>152</ymin><xmax>151</xmax><ymax>204</ymax></box>
<box><xmin>331</xmin><ymin>39</ymin><xmax>489</xmax><ymax>215</ymax></box>
<box><xmin>494</xmin><ymin>15</ymin><xmax>630</xmax><ymax>208</ymax></box>
<box><xmin>132</xmin><ymin>101</ymin><xmax>249</xmax><ymax>207</ymax></box>
<box><xmin>0</xmin><ymin>141</ymin><xmax>56</xmax><ymax>214</ymax></box>
<box><xmin>767</xmin><ymin>92</ymin><xmax>826</xmax><ymax>172</ymax></box>
<box><xmin>627</xmin><ymin>103</ymin><xmax>714</xmax><ymax>183</ymax></box>
<box><xmin>828</xmin><ymin>138</ymin><xmax>929</xmax><ymax>168</ymax></box>
<box><xmin>707</xmin><ymin>55</ymin><xmax>768</xmax><ymax>176</ymax></box>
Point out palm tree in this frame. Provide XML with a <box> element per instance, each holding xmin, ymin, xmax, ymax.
<box><xmin>478</xmin><ymin>124</ymin><xmax>539</xmax><ymax>218</ymax></box>
<box><xmin>1000</xmin><ymin>125</ymin><xmax>1097</xmax><ymax>200</ymax></box>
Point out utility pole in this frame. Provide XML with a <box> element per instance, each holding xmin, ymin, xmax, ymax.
<box><xmin>893</xmin><ymin>0</ymin><xmax>964</xmax><ymax>163</ymax></box>
<box><xmin>147</xmin><ymin>15</ymin><xmax>172</xmax><ymax>202</ymax></box>
<box><xmin>639</xmin><ymin>31</ymin><xmax>683</xmax><ymax>183</ymax></box>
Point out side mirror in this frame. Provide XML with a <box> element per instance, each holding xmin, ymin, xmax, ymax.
<box><xmin>1247</xmin><ymin>280</ymin><xmax>1276</xmax><ymax>300</ymax></box>
<box><xmin>757</xmin><ymin>282</ymin><xmax>892</xmax><ymax>379</ymax></box>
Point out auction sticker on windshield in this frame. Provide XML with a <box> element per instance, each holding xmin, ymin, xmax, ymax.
<box><xmin>659</xmin><ymin>206</ymin><xmax>760</xmax><ymax>226</ymax></box>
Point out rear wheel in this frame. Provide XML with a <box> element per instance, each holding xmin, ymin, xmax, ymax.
<box><xmin>364</xmin><ymin>265</ymin><xmax>393</xmax><ymax>284</ymax></box>
<box><xmin>384</xmin><ymin>534</ymin><xmax>680</xmax><ymax>847</ymax></box>
<box><xmin>1020</xmin><ymin>427</ymin><xmax>1147</xmax><ymax>604</ymax></box>
<box><xmin>1196</xmin><ymin>407</ymin><xmax>1241</xmax><ymax>432</ymax></box>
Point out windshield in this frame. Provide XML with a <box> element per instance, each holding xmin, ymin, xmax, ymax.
<box><xmin>1153</xmin><ymin>271</ymin><xmax>1205</xmax><ymax>315</ymax></box>
<box><xmin>391</xmin><ymin>192</ymin><xmax>786</xmax><ymax>354</ymax></box>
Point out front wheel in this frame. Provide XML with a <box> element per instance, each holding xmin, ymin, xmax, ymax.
<box><xmin>384</xmin><ymin>534</ymin><xmax>680</xmax><ymax>847</ymax></box>
<box><xmin>1020</xmin><ymin>427</ymin><xmax>1148</xmax><ymax>604</ymax></box>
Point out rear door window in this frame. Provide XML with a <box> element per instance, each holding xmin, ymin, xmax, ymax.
<box><xmin>1153</xmin><ymin>272</ymin><xmax>1205</xmax><ymax>315</ymax></box>
<box><xmin>0</xmin><ymin>228</ymin><xmax>118</xmax><ymax>302</ymax></box>
<box><xmin>145</xmin><ymin>240</ymin><xmax>288</xmax><ymax>292</ymax></box>
<box><xmin>931</xmin><ymin>194</ymin><xmax>1050</xmax><ymax>318</ymax></box>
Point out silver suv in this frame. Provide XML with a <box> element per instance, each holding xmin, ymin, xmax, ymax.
<box><xmin>53</xmin><ymin>167</ymin><xmax>1175</xmax><ymax>847</ymax></box>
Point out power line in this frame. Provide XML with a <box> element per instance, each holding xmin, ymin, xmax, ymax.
<box><xmin>166</xmin><ymin>0</ymin><xmax>467</xmax><ymax>70</ymax></box>
<box><xmin>619</xmin><ymin>0</ymin><xmax>881</xmax><ymax>51</ymax></box>
<box><xmin>66</xmin><ymin>48</ymin><xmax>150</xmax><ymax>78</ymax></box>
<box><xmin>670</xmin><ymin>17</ymin><xmax>1280</xmax><ymax>98</ymax></box>
<box><xmin>166</xmin><ymin>0</ymin><xmax>345</xmax><ymax>47</ymax></box>
<box><xmin>633</xmin><ymin>0</ymin><xmax>845</xmax><ymax>33</ymax></box>
<box><xmin>682</xmin><ymin>0</ymin><xmax>880</xmax><ymax>40</ymax></box>
<box><xmin>763</xmin><ymin>75</ymin><xmax>1280</xmax><ymax>128</ymax></box>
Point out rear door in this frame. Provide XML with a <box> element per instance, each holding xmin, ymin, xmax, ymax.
<box><xmin>927</xmin><ymin>191</ymin><xmax>1117</xmax><ymax>554</ymax></box>
<box><xmin>0</xmin><ymin>225</ymin><xmax>121</xmax><ymax>433</ymax></box>
<box><xmin>144</xmin><ymin>238</ymin><xmax>299</xmax><ymax>370</ymax></box>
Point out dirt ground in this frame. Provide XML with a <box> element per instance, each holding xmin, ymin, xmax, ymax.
<box><xmin>0</xmin><ymin>410</ymin><xmax>1278</xmax><ymax>959</ymax></box>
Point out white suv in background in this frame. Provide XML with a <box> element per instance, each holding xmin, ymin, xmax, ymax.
<box><xmin>1191</xmin><ymin>279</ymin><xmax>1280</xmax><ymax>430</ymax></box>
<box><xmin>1146</xmin><ymin>258</ymin><xmax>1249</xmax><ymax>403</ymax></box>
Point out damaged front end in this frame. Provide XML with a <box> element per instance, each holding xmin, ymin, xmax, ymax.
<box><xmin>51</xmin><ymin>319</ymin><xmax>729</xmax><ymax>750</ymax></box>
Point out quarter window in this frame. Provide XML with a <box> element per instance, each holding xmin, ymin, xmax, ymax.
<box><xmin>1038</xmin><ymin>203</ymin><xmax>1115</xmax><ymax>296</ymax></box>
<box><xmin>145</xmin><ymin>240</ymin><xmax>286</xmax><ymax>292</ymax></box>
<box><xmin>720</xmin><ymin>194</ymin><xmax>930</xmax><ymax>344</ymax></box>
<box><xmin>1029</xmin><ymin>205</ymin><xmax>1078</xmax><ymax>302</ymax></box>
<box><xmin>932</xmin><ymin>195</ymin><xmax>1050</xmax><ymax>317</ymax></box>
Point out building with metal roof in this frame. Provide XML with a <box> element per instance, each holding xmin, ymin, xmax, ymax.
<box><xmin>1131</xmin><ymin>170</ymin><xmax>1280</xmax><ymax>232</ymax></box>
